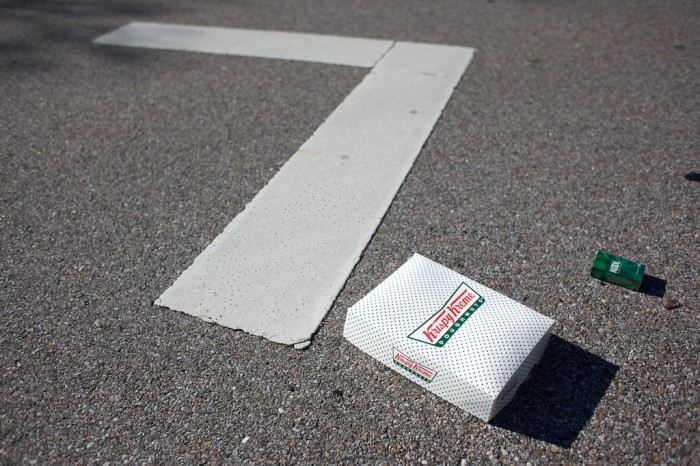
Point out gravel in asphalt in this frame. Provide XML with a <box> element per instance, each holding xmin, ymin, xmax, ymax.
<box><xmin>1</xmin><ymin>0</ymin><xmax>698</xmax><ymax>463</ymax></box>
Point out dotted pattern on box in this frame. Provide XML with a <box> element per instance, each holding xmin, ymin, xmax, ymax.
<box><xmin>343</xmin><ymin>253</ymin><xmax>554</xmax><ymax>421</ymax></box>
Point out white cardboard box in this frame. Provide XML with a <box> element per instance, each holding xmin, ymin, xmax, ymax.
<box><xmin>343</xmin><ymin>254</ymin><xmax>555</xmax><ymax>421</ymax></box>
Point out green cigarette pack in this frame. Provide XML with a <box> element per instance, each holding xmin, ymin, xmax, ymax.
<box><xmin>590</xmin><ymin>251</ymin><xmax>645</xmax><ymax>291</ymax></box>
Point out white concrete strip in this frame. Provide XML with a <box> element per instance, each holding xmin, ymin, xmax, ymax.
<box><xmin>94</xmin><ymin>22</ymin><xmax>393</xmax><ymax>68</ymax></box>
<box><xmin>94</xmin><ymin>23</ymin><xmax>474</xmax><ymax>344</ymax></box>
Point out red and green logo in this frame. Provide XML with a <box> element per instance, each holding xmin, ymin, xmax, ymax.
<box><xmin>408</xmin><ymin>282</ymin><xmax>484</xmax><ymax>347</ymax></box>
<box><xmin>393</xmin><ymin>348</ymin><xmax>437</xmax><ymax>382</ymax></box>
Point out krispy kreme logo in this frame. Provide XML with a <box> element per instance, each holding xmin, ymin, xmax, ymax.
<box><xmin>408</xmin><ymin>282</ymin><xmax>484</xmax><ymax>347</ymax></box>
<box><xmin>392</xmin><ymin>348</ymin><xmax>437</xmax><ymax>382</ymax></box>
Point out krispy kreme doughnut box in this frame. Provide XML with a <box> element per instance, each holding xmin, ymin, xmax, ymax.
<box><xmin>343</xmin><ymin>254</ymin><xmax>554</xmax><ymax>421</ymax></box>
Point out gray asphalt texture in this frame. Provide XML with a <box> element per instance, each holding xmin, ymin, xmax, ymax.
<box><xmin>1</xmin><ymin>0</ymin><xmax>698</xmax><ymax>464</ymax></box>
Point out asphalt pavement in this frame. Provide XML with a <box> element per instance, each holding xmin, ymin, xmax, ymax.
<box><xmin>1</xmin><ymin>0</ymin><xmax>698</xmax><ymax>464</ymax></box>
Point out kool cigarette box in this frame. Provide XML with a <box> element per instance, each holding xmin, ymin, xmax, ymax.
<box><xmin>343</xmin><ymin>254</ymin><xmax>555</xmax><ymax>421</ymax></box>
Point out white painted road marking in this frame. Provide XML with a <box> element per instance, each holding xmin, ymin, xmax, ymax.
<box><xmin>94</xmin><ymin>22</ymin><xmax>393</xmax><ymax>67</ymax></box>
<box><xmin>94</xmin><ymin>23</ymin><xmax>474</xmax><ymax>345</ymax></box>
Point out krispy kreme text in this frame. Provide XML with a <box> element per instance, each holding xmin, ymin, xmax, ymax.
<box><xmin>408</xmin><ymin>282</ymin><xmax>484</xmax><ymax>347</ymax></box>
<box><xmin>392</xmin><ymin>348</ymin><xmax>436</xmax><ymax>381</ymax></box>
